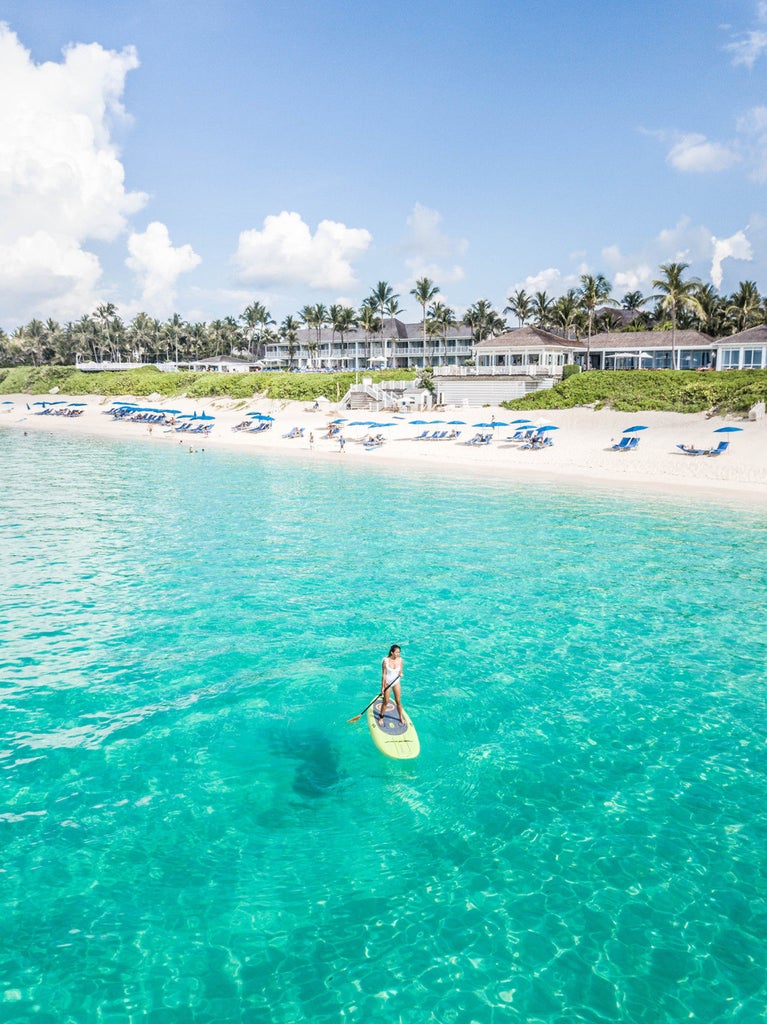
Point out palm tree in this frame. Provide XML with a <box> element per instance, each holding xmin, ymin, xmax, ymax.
<box><xmin>692</xmin><ymin>283</ymin><xmax>726</xmax><ymax>337</ymax></box>
<box><xmin>622</xmin><ymin>291</ymin><xmax>645</xmax><ymax>312</ymax></box>
<box><xmin>312</xmin><ymin>303</ymin><xmax>329</xmax><ymax>366</ymax></box>
<box><xmin>95</xmin><ymin>302</ymin><xmax>122</xmax><ymax>361</ymax></box>
<box><xmin>383</xmin><ymin>296</ymin><xmax>403</xmax><ymax>367</ymax></box>
<box><xmin>551</xmin><ymin>290</ymin><xmax>582</xmax><ymax>340</ymax></box>
<box><xmin>162</xmin><ymin>313</ymin><xmax>187</xmax><ymax>364</ymax></box>
<box><xmin>410</xmin><ymin>277</ymin><xmax>440</xmax><ymax>364</ymax></box>
<box><xmin>332</xmin><ymin>306</ymin><xmax>358</xmax><ymax>369</ymax></box>
<box><xmin>426</xmin><ymin>300</ymin><xmax>456</xmax><ymax>365</ymax></box>
<box><xmin>462</xmin><ymin>299</ymin><xmax>503</xmax><ymax>347</ymax></box>
<box><xmin>128</xmin><ymin>311</ymin><xmax>156</xmax><ymax>363</ymax></box>
<box><xmin>504</xmin><ymin>288</ymin><xmax>533</xmax><ymax>328</ymax></box>
<box><xmin>280</xmin><ymin>315</ymin><xmax>300</xmax><ymax>368</ymax></box>
<box><xmin>370</xmin><ymin>281</ymin><xmax>398</xmax><ymax>366</ymax></box>
<box><xmin>531</xmin><ymin>291</ymin><xmax>554</xmax><ymax>330</ymax></box>
<box><xmin>240</xmin><ymin>302</ymin><xmax>274</xmax><ymax>359</ymax></box>
<box><xmin>357</xmin><ymin>300</ymin><xmax>380</xmax><ymax>368</ymax></box>
<box><xmin>431</xmin><ymin>301</ymin><xmax>457</xmax><ymax>366</ymax></box>
<box><xmin>578</xmin><ymin>273</ymin><xmax>616</xmax><ymax>369</ymax></box>
<box><xmin>651</xmin><ymin>262</ymin><xmax>703</xmax><ymax>370</ymax></box>
<box><xmin>727</xmin><ymin>280</ymin><xmax>762</xmax><ymax>333</ymax></box>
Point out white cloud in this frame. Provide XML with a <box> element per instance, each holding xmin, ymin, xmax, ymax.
<box><xmin>710</xmin><ymin>230</ymin><xmax>752</xmax><ymax>289</ymax></box>
<box><xmin>725</xmin><ymin>29</ymin><xmax>767</xmax><ymax>67</ymax></box>
<box><xmin>514</xmin><ymin>267</ymin><xmax>568</xmax><ymax>294</ymax></box>
<box><xmin>666</xmin><ymin>133</ymin><xmax>739</xmax><ymax>173</ymax></box>
<box><xmin>401</xmin><ymin>203</ymin><xmax>467</xmax><ymax>288</ymax></box>
<box><xmin>728</xmin><ymin>29</ymin><xmax>767</xmax><ymax>66</ymax></box>
<box><xmin>232</xmin><ymin>211</ymin><xmax>371</xmax><ymax>290</ymax></box>
<box><xmin>0</xmin><ymin>24</ymin><xmax>146</xmax><ymax>326</ymax></box>
<box><xmin>126</xmin><ymin>221</ymin><xmax>201</xmax><ymax>317</ymax></box>
<box><xmin>724</xmin><ymin>3</ymin><xmax>767</xmax><ymax>66</ymax></box>
<box><xmin>736</xmin><ymin>105</ymin><xmax>767</xmax><ymax>181</ymax></box>
<box><xmin>0</xmin><ymin>230</ymin><xmax>102</xmax><ymax>322</ymax></box>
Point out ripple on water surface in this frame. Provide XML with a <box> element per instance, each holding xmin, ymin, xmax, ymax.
<box><xmin>1</xmin><ymin>429</ymin><xmax>766</xmax><ymax>1022</ymax></box>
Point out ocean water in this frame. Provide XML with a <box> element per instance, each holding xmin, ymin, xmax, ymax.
<box><xmin>1</xmin><ymin>427</ymin><xmax>766</xmax><ymax>1024</ymax></box>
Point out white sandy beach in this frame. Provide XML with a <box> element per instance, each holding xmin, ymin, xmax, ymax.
<box><xmin>2</xmin><ymin>393</ymin><xmax>766</xmax><ymax>502</ymax></box>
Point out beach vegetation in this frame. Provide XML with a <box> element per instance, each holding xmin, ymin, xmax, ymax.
<box><xmin>501</xmin><ymin>369</ymin><xmax>767</xmax><ymax>415</ymax></box>
<box><xmin>0</xmin><ymin>365</ymin><xmax>415</xmax><ymax>400</ymax></box>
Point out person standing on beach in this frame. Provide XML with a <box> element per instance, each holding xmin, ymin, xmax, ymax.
<box><xmin>339</xmin><ymin>435</ymin><xmax>345</xmax><ymax>453</ymax></box>
<box><xmin>379</xmin><ymin>644</ymin><xmax>404</xmax><ymax>724</ymax></box>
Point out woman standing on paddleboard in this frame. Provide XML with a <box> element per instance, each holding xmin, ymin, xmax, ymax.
<box><xmin>379</xmin><ymin>644</ymin><xmax>404</xmax><ymax>724</ymax></box>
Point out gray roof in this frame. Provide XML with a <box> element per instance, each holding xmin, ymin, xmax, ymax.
<box><xmin>191</xmin><ymin>355</ymin><xmax>255</xmax><ymax>365</ymax></box>
<box><xmin>717</xmin><ymin>325</ymin><xmax>767</xmax><ymax>345</ymax></box>
<box><xmin>588</xmin><ymin>329</ymin><xmax>714</xmax><ymax>350</ymax></box>
<box><xmin>291</xmin><ymin>318</ymin><xmax>472</xmax><ymax>344</ymax></box>
<box><xmin>475</xmin><ymin>326</ymin><xmax>586</xmax><ymax>351</ymax></box>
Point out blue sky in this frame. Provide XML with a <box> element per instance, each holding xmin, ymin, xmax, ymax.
<box><xmin>1</xmin><ymin>0</ymin><xmax>766</xmax><ymax>331</ymax></box>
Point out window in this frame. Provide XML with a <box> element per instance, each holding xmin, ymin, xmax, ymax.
<box><xmin>743</xmin><ymin>348</ymin><xmax>763</xmax><ymax>368</ymax></box>
<box><xmin>720</xmin><ymin>349</ymin><xmax>740</xmax><ymax>369</ymax></box>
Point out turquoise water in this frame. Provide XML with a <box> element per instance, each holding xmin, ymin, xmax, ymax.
<box><xmin>1</xmin><ymin>428</ymin><xmax>766</xmax><ymax>1023</ymax></box>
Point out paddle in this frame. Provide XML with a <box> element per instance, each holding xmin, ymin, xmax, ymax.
<box><xmin>347</xmin><ymin>675</ymin><xmax>400</xmax><ymax>723</ymax></box>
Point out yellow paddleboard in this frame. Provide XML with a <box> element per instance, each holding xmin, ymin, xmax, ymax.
<box><xmin>367</xmin><ymin>697</ymin><xmax>420</xmax><ymax>760</ymax></box>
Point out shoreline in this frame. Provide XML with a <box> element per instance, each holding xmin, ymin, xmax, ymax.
<box><xmin>3</xmin><ymin>392</ymin><xmax>767</xmax><ymax>504</ymax></box>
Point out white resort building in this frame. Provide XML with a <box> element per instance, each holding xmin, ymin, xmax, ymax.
<box><xmin>711</xmin><ymin>325</ymin><xmax>767</xmax><ymax>370</ymax></box>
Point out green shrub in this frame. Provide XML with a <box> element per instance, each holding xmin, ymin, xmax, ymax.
<box><xmin>501</xmin><ymin>369</ymin><xmax>767</xmax><ymax>414</ymax></box>
<box><xmin>0</xmin><ymin>366</ymin><xmax>416</xmax><ymax>401</ymax></box>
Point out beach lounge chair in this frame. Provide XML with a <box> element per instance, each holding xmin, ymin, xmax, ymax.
<box><xmin>611</xmin><ymin>436</ymin><xmax>639</xmax><ymax>451</ymax></box>
<box><xmin>707</xmin><ymin>440</ymin><xmax>730</xmax><ymax>456</ymax></box>
<box><xmin>676</xmin><ymin>443</ymin><xmax>706</xmax><ymax>456</ymax></box>
<box><xmin>413</xmin><ymin>430</ymin><xmax>430</xmax><ymax>440</ymax></box>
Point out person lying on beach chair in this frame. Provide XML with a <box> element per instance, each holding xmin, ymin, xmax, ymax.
<box><xmin>282</xmin><ymin>427</ymin><xmax>304</xmax><ymax>438</ymax></box>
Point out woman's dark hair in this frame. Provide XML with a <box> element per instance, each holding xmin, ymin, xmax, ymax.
<box><xmin>388</xmin><ymin>644</ymin><xmax>401</xmax><ymax>657</ymax></box>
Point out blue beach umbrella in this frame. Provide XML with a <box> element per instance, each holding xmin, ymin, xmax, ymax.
<box><xmin>713</xmin><ymin>426</ymin><xmax>743</xmax><ymax>433</ymax></box>
<box><xmin>410</xmin><ymin>419</ymin><xmax>429</xmax><ymax>425</ymax></box>
<box><xmin>447</xmin><ymin>420</ymin><xmax>466</xmax><ymax>425</ymax></box>
<box><xmin>623</xmin><ymin>425</ymin><xmax>649</xmax><ymax>433</ymax></box>
<box><xmin>535</xmin><ymin>425</ymin><xmax>559</xmax><ymax>432</ymax></box>
<box><xmin>509</xmin><ymin>418</ymin><xmax>532</xmax><ymax>424</ymax></box>
<box><xmin>330</xmin><ymin>418</ymin><xmax>347</xmax><ymax>424</ymax></box>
